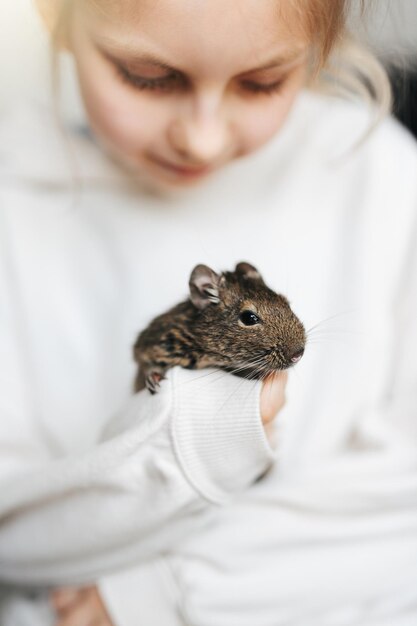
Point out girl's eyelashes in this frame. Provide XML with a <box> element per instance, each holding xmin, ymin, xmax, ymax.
<box><xmin>114</xmin><ymin>62</ymin><xmax>286</xmax><ymax>96</ymax></box>
<box><xmin>115</xmin><ymin>64</ymin><xmax>185</xmax><ymax>92</ymax></box>
<box><xmin>240</xmin><ymin>78</ymin><xmax>285</xmax><ymax>95</ymax></box>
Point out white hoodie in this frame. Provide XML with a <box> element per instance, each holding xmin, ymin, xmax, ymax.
<box><xmin>0</xmin><ymin>90</ymin><xmax>417</xmax><ymax>626</ymax></box>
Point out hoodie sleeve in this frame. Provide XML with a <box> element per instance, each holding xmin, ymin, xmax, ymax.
<box><xmin>0</xmin><ymin>362</ymin><xmax>274</xmax><ymax>587</ymax></box>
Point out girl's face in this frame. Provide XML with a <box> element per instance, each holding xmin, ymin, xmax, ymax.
<box><xmin>68</xmin><ymin>0</ymin><xmax>309</xmax><ymax>190</ymax></box>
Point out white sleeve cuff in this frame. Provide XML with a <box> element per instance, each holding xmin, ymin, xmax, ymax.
<box><xmin>169</xmin><ymin>367</ymin><xmax>275</xmax><ymax>503</ymax></box>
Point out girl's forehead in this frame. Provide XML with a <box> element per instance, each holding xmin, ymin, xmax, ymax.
<box><xmin>82</xmin><ymin>0</ymin><xmax>309</xmax><ymax>72</ymax></box>
<box><xmin>86</xmin><ymin>0</ymin><xmax>299</xmax><ymax>21</ymax></box>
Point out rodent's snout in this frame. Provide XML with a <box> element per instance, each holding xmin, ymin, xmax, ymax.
<box><xmin>288</xmin><ymin>345</ymin><xmax>305</xmax><ymax>364</ymax></box>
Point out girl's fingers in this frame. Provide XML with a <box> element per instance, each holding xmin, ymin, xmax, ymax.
<box><xmin>53</xmin><ymin>586</ymin><xmax>115</xmax><ymax>626</ymax></box>
<box><xmin>260</xmin><ymin>371</ymin><xmax>288</xmax><ymax>425</ymax></box>
<box><xmin>50</xmin><ymin>588</ymin><xmax>83</xmax><ymax>612</ymax></box>
<box><xmin>54</xmin><ymin>597</ymin><xmax>95</xmax><ymax>626</ymax></box>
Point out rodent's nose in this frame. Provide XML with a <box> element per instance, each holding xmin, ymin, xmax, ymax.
<box><xmin>289</xmin><ymin>346</ymin><xmax>305</xmax><ymax>363</ymax></box>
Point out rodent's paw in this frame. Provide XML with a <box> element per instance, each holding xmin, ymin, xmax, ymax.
<box><xmin>145</xmin><ymin>370</ymin><xmax>166</xmax><ymax>395</ymax></box>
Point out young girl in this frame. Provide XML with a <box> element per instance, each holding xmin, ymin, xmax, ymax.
<box><xmin>1</xmin><ymin>1</ymin><xmax>416</xmax><ymax>625</ymax></box>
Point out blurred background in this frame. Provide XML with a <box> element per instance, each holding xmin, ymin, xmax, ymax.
<box><xmin>0</xmin><ymin>0</ymin><xmax>416</xmax><ymax>137</ymax></box>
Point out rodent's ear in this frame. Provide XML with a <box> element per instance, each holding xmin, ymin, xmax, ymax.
<box><xmin>189</xmin><ymin>265</ymin><xmax>221</xmax><ymax>310</ymax></box>
<box><xmin>235</xmin><ymin>262</ymin><xmax>264</xmax><ymax>283</ymax></box>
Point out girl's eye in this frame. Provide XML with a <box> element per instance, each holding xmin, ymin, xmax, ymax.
<box><xmin>116</xmin><ymin>64</ymin><xmax>185</xmax><ymax>92</ymax></box>
<box><xmin>240</xmin><ymin>78</ymin><xmax>285</xmax><ymax>95</ymax></box>
<box><xmin>239</xmin><ymin>310</ymin><xmax>261</xmax><ymax>326</ymax></box>
<box><xmin>115</xmin><ymin>62</ymin><xmax>286</xmax><ymax>96</ymax></box>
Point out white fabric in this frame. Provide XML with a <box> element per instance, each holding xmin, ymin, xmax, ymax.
<box><xmin>101</xmin><ymin>559</ymin><xmax>185</xmax><ymax>626</ymax></box>
<box><xmin>0</xmin><ymin>89</ymin><xmax>417</xmax><ymax>626</ymax></box>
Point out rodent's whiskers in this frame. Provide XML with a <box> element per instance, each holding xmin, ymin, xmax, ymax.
<box><xmin>306</xmin><ymin>329</ymin><xmax>359</xmax><ymax>349</ymax></box>
<box><xmin>305</xmin><ymin>309</ymin><xmax>357</xmax><ymax>336</ymax></box>
<box><xmin>224</xmin><ymin>356</ymin><xmax>269</xmax><ymax>377</ymax></box>
<box><xmin>307</xmin><ymin>327</ymin><xmax>362</xmax><ymax>339</ymax></box>
<box><xmin>177</xmin><ymin>354</ymin><xmax>268</xmax><ymax>390</ymax></box>
<box><xmin>213</xmin><ymin>375</ymin><xmax>254</xmax><ymax>418</ymax></box>
<box><xmin>211</xmin><ymin>359</ymin><xmax>271</xmax><ymax>418</ymax></box>
<box><xmin>305</xmin><ymin>309</ymin><xmax>363</xmax><ymax>349</ymax></box>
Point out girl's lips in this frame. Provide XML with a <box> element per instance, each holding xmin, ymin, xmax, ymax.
<box><xmin>149</xmin><ymin>155</ymin><xmax>214</xmax><ymax>178</ymax></box>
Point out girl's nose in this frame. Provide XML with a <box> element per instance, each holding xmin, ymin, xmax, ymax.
<box><xmin>168</xmin><ymin>96</ymin><xmax>230</xmax><ymax>165</ymax></box>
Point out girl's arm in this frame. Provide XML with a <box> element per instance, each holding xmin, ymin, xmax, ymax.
<box><xmin>0</xmin><ymin>365</ymin><xmax>274</xmax><ymax>586</ymax></box>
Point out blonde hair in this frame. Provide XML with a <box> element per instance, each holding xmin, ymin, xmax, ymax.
<box><xmin>38</xmin><ymin>0</ymin><xmax>392</xmax><ymax>133</ymax></box>
<box><xmin>274</xmin><ymin>1</ymin><xmax>392</xmax><ymax>125</ymax></box>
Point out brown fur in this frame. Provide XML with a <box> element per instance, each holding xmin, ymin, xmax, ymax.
<box><xmin>133</xmin><ymin>262</ymin><xmax>306</xmax><ymax>393</ymax></box>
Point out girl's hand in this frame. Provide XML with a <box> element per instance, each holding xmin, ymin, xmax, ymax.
<box><xmin>260</xmin><ymin>372</ymin><xmax>288</xmax><ymax>443</ymax></box>
<box><xmin>51</xmin><ymin>586</ymin><xmax>114</xmax><ymax>626</ymax></box>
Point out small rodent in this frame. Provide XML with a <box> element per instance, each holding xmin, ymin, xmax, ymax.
<box><xmin>133</xmin><ymin>262</ymin><xmax>306</xmax><ymax>393</ymax></box>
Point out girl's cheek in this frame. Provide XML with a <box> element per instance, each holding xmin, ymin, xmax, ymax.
<box><xmin>239</xmin><ymin>91</ymin><xmax>300</xmax><ymax>154</ymax></box>
<box><xmin>237</xmin><ymin>67</ymin><xmax>307</xmax><ymax>155</ymax></box>
<box><xmin>77</xmin><ymin>65</ymin><xmax>164</xmax><ymax>154</ymax></box>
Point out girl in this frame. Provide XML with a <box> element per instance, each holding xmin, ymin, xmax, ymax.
<box><xmin>1</xmin><ymin>1</ymin><xmax>417</xmax><ymax>625</ymax></box>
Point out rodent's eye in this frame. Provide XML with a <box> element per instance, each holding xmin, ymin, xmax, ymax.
<box><xmin>239</xmin><ymin>310</ymin><xmax>261</xmax><ymax>326</ymax></box>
